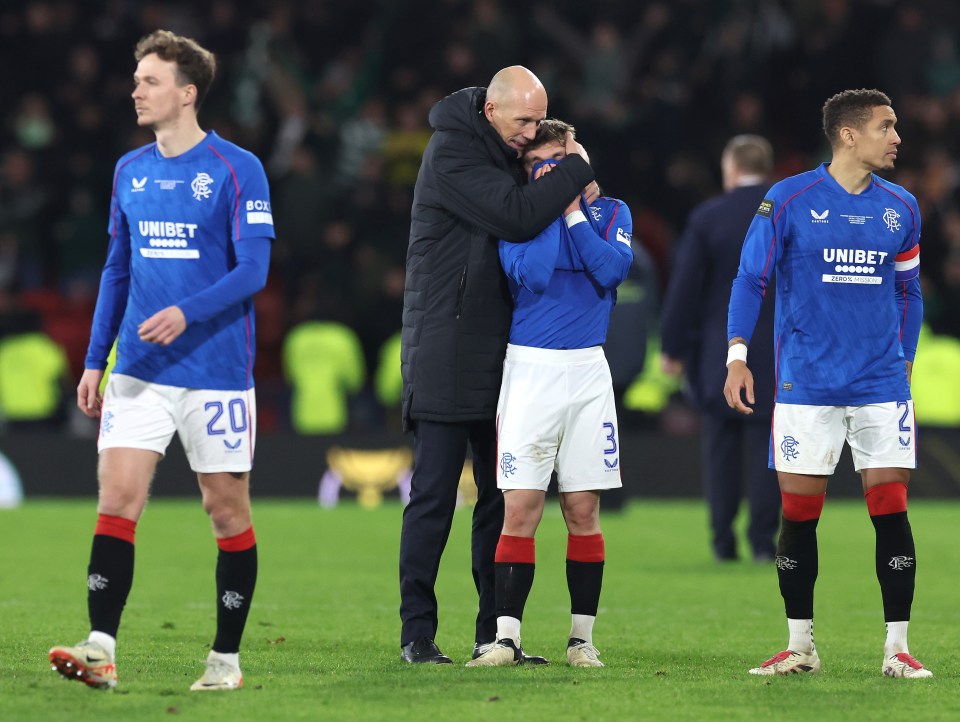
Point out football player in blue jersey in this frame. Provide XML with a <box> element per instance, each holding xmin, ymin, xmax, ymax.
<box><xmin>49</xmin><ymin>30</ymin><xmax>273</xmax><ymax>691</ymax></box>
<box><xmin>467</xmin><ymin>120</ymin><xmax>632</xmax><ymax>668</ymax></box>
<box><xmin>724</xmin><ymin>89</ymin><xmax>931</xmax><ymax>678</ymax></box>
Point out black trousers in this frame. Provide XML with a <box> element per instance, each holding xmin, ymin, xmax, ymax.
<box><xmin>399</xmin><ymin>419</ymin><xmax>503</xmax><ymax>647</ymax></box>
<box><xmin>701</xmin><ymin>413</ymin><xmax>780</xmax><ymax>559</ymax></box>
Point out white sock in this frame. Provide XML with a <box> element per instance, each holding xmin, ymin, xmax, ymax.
<box><xmin>570</xmin><ymin>614</ymin><xmax>596</xmax><ymax>644</ymax></box>
<box><xmin>496</xmin><ymin>616</ymin><xmax>521</xmax><ymax>645</ymax></box>
<box><xmin>88</xmin><ymin>631</ymin><xmax>116</xmax><ymax>660</ymax></box>
<box><xmin>787</xmin><ymin>618</ymin><xmax>814</xmax><ymax>654</ymax></box>
<box><xmin>885</xmin><ymin>621</ymin><xmax>909</xmax><ymax>655</ymax></box>
<box><xmin>209</xmin><ymin>650</ymin><xmax>240</xmax><ymax>670</ymax></box>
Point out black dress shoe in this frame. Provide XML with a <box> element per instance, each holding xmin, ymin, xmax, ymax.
<box><xmin>473</xmin><ymin>640</ymin><xmax>549</xmax><ymax>665</ymax></box>
<box><xmin>401</xmin><ymin>637</ymin><xmax>452</xmax><ymax>664</ymax></box>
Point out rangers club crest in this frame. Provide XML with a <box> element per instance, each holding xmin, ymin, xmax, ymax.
<box><xmin>191</xmin><ymin>172</ymin><xmax>214</xmax><ymax>201</ymax></box>
<box><xmin>222</xmin><ymin>590</ymin><xmax>245</xmax><ymax>609</ymax></box>
<box><xmin>88</xmin><ymin>574</ymin><xmax>109</xmax><ymax>591</ymax></box>
<box><xmin>780</xmin><ymin>435</ymin><xmax>800</xmax><ymax>462</ymax></box>
<box><xmin>500</xmin><ymin>452</ymin><xmax>517</xmax><ymax>478</ymax></box>
<box><xmin>888</xmin><ymin>555</ymin><xmax>914</xmax><ymax>571</ymax></box>
<box><xmin>883</xmin><ymin>208</ymin><xmax>901</xmax><ymax>232</ymax></box>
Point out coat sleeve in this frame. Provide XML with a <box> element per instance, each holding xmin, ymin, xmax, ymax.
<box><xmin>432</xmin><ymin>134</ymin><xmax>595</xmax><ymax>242</ymax></box>
<box><xmin>660</xmin><ymin>208</ymin><xmax>708</xmax><ymax>359</ymax></box>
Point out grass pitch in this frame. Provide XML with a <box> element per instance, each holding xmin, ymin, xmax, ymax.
<box><xmin>1</xmin><ymin>498</ymin><xmax>958</xmax><ymax>721</ymax></box>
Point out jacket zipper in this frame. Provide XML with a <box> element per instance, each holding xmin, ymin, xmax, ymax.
<box><xmin>455</xmin><ymin>266</ymin><xmax>467</xmax><ymax>319</ymax></box>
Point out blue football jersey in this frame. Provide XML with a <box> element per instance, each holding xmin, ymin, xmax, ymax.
<box><xmin>728</xmin><ymin>163</ymin><xmax>922</xmax><ymax>406</ymax></box>
<box><xmin>500</xmin><ymin>197</ymin><xmax>633</xmax><ymax>349</ymax></box>
<box><xmin>86</xmin><ymin>131</ymin><xmax>274</xmax><ymax>389</ymax></box>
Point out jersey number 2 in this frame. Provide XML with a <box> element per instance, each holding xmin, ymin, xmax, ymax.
<box><xmin>896</xmin><ymin>401</ymin><xmax>911</xmax><ymax>433</ymax></box>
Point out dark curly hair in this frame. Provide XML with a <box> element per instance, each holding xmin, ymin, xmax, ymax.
<box><xmin>822</xmin><ymin>89</ymin><xmax>892</xmax><ymax>147</ymax></box>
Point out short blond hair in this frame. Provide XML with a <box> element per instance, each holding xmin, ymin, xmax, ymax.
<box><xmin>723</xmin><ymin>135</ymin><xmax>773</xmax><ymax>176</ymax></box>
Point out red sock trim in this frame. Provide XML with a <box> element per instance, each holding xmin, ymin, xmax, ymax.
<box><xmin>495</xmin><ymin>534</ymin><xmax>535</xmax><ymax>564</ymax></box>
<box><xmin>217</xmin><ymin>526</ymin><xmax>256</xmax><ymax>552</ymax></box>
<box><xmin>865</xmin><ymin>482</ymin><xmax>908</xmax><ymax>516</ymax></box>
<box><xmin>94</xmin><ymin>514</ymin><xmax>137</xmax><ymax>544</ymax></box>
<box><xmin>781</xmin><ymin>491</ymin><xmax>825</xmax><ymax>522</ymax></box>
<box><xmin>567</xmin><ymin>533</ymin><xmax>605</xmax><ymax>562</ymax></box>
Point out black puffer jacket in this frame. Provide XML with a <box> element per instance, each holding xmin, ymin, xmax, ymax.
<box><xmin>401</xmin><ymin>87</ymin><xmax>594</xmax><ymax>429</ymax></box>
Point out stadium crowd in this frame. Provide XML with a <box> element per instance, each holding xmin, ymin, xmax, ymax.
<box><xmin>2</xmin><ymin>0</ymin><xmax>960</xmax><ymax>434</ymax></box>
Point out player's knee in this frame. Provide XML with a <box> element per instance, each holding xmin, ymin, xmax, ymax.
<box><xmin>503</xmin><ymin>506</ymin><xmax>538</xmax><ymax>536</ymax></box>
<box><xmin>565</xmin><ymin>508</ymin><xmax>600</xmax><ymax>535</ymax></box>
<box><xmin>207</xmin><ymin>506</ymin><xmax>250</xmax><ymax>537</ymax></box>
<box><xmin>204</xmin><ymin>494</ymin><xmax>250</xmax><ymax>535</ymax></box>
<box><xmin>562</xmin><ymin>499</ymin><xmax>600</xmax><ymax>533</ymax></box>
<box><xmin>560</xmin><ymin>493</ymin><xmax>601</xmax><ymax>534</ymax></box>
<box><xmin>96</xmin><ymin>480</ymin><xmax>146</xmax><ymax>518</ymax></box>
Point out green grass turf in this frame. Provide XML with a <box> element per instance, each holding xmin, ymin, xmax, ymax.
<box><xmin>1</xmin><ymin>498</ymin><xmax>958</xmax><ymax>721</ymax></box>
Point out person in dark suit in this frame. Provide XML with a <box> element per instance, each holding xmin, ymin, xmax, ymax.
<box><xmin>399</xmin><ymin>66</ymin><xmax>597</xmax><ymax>663</ymax></box>
<box><xmin>660</xmin><ymin>135</ymin><xmax>779</xmax><ymax>562</ymax></box>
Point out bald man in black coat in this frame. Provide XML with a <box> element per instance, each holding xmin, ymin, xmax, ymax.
<box><xmin>400</xmin><ymin>66</ymin><xmax>596</xmax><ymax>663</ymax></box>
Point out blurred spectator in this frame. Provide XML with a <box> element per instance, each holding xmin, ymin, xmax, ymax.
<box><xmin>0</xmin><ymin>149</ymin><xmax>51</xmax><ymax>289</ymax></box>
<box><xmin>0</xmin><ymin>314</ymin><xmax>71</xmax><ymax>430</ymax></box>
<box><xmin>283</xmin><ymin>320</ymin><xmax>366</xmax><ymax>434</ymax></box>
<box><xmin>911</xmin><ymin>324</ymin><xmax>960</xmax><ymax>426</ymax></box>
<box><xmin>465</xmin><ymin>0</ymin><xmax>521</xmax><ymax>81</ymax></box>
<box><xmin>54</xmin><ymin>187</ymin><xmax>106</xmax><ymax>299</ymax></box>
<box><xmin>13</xmin><ymin>94</ymin><xmax>56</xmax><ymax>151</ymax></box>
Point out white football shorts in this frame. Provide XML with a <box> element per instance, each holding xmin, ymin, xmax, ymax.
<box><xmin>98</xmin><ymin>373</ymin><xmax>256</xmax><ymax>473</ymax></box>
<box><xmin>496</xmin><ymin>344</ymin><xmax>622</xmax><ymax>492</ymax></box>
<box><xmin>771</xmin><ymin>400</ymin><xmax>917</xmax><ymax>475</ymax></box>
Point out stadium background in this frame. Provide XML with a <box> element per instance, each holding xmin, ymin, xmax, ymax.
<box><xmin>1</xmin><ymin>0</ymin><xmax>960</xmax><ymax>500</ymax></box>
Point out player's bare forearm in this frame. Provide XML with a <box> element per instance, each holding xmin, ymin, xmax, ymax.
<box><xmin>905</xmin><ymin>359</ymin><xmax>913</xmax><ymax>386</ymax></box>
<box><xmin>564</xmin><ymin>130</ymin><xmax>590</xmax><ymax>166</ymax></box>
<box><xmin>77</xmin><ymin>368</ymin><xmax>105</xmax><ymax>418</ymax></box>
<box><xmin>560</xmin><ymin>132</ymin><xmax>600</xmax><ymax>202</ymax></box>
<box><xmin>723</xmin><ymin>363</ymin><xmax>755</xmax><ymax>415</ymax></box>
<box><xmin>728</xmin><ymin>337</ymin><xmax>748</xmax><ymax>348</ymax></box>
<box><xmin>582</xmin><ymin>181</ymin><xmax>600</xmax><ymax>204</ymax></box>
